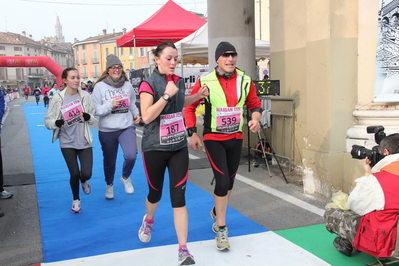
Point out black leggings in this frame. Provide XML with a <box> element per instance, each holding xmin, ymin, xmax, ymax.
<box><xmin>142</xmin><ymin>147</ymin><xmax>189</xmax><ymax>208</ymax></box>
<box><xmin>204</xmin><ymin>139</ymin><xmax>243</xmax><ymax>197</ymax></box>
<box><xmin>61</xmin><ymin>148</ymin><xmax>93</xmax><ymax>200</ymax></box>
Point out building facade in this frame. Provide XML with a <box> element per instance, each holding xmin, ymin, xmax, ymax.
<box><xmin>73</xmin><ymin>29</ymin><xmax>151</xmax><ymax>84</ymax></box>
<box><xmin>0</xmin><ymin>31</ymin><xmax>73</xmax><ymax>89</ymax></box>
<box><xmin>267</xmin><ymin>0</ymin><xmax>399</xmax><ymax>199</ymax></box>
<box><xmin>73</xmin><ymin>31</ymin><xmax>108</xmax><ymax>83</ymax></box>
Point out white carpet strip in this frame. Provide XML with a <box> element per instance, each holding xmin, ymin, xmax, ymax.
<box><xmin>40</xmin><ymin>232</ymin><xmax>330</xmax><ymax>266</ymax></box>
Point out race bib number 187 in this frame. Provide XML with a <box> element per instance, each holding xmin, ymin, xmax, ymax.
<box><xmin>159</xmin><ymin>112</ymin><xmax>185</xmax><ymax>145</ymax></box>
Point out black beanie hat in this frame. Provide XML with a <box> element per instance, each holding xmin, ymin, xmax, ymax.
<box><xmin>215</xmin><ymin>41</ymin><xmax>236</xmax><ymax>61</ymax></box>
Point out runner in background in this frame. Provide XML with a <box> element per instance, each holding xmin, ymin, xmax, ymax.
<box><xmin>23</xmin><ymin>86</ymin><xmax>30</xmax><ymax>100</ymax></box>
<box><xmin>42</xmin><ymin>84</ymin><xmax>50</xmax><ymax>108</ymax></box>
<box><xmin>33</xmin><ymin>86</ymin><xmax>41</xmax><ymax>106</ymax></box>
<box><xmin>48</xmin><ymin>83</ymin><xmax>59</xmax><ymax>104</ymax></box>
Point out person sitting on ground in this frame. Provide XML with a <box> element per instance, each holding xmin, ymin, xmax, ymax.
<box><xmin>324</xmin><ymin>133</ymin><xmax>399</xmax><ymax>258</ymax></box>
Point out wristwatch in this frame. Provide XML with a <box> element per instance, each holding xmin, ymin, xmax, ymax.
<box><xmin>187</xmin><ymin>127</ymin><xmax>197</xmax><ymax>137</ymax></box>
<box><xmin>162</xmin><ymin>93</ymin><xmax>171</xmax><ymax>102</ymax></box>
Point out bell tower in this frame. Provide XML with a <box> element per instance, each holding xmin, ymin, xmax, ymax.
<box><xmin>55</xmin><ymin>15</ymin><xmax>65</xmax><ymax>43</ymax></box>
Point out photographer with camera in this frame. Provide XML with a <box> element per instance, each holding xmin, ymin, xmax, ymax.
<box><xmin>324</xmin><ymin>133</ymin><xmax>399</xmax><ymax>258</ymax></box>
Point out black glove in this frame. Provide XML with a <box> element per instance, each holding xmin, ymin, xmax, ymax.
<box><xmin>82</xmin><ymin>113</ymin><xmax>90</xmax><ymax>121</ymax></box>
<box><xmin>55</xmin><ymin>119</ymin><xmax>64</xmax><ymax>128</ymax></box>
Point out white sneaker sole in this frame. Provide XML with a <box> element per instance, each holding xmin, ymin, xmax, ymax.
<box><xmin>120</xmin><ymin>177</ymin><xmax>134</xmax><ymax>194</ymax></box>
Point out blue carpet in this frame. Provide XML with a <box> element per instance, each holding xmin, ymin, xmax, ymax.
<box><xmin>24</xmin><ymin>102</ymin><xmax>269</xmax><ymax>263</ymax></box>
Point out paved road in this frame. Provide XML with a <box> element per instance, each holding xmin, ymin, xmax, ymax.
<box><xmin>0</xmin><ymin>95</ymin><xmax>328</xmax><ymax>266</ymax></box>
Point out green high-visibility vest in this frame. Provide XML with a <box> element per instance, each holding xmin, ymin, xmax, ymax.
<box><xmin>200</xmin><ymin>69</ymin><xmax>250</xmax><ymax>134</ymax></box>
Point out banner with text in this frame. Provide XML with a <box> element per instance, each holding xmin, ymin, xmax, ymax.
<box><xmin>374</xmin><ymin>0</ymin><xmax>399</xmax><ymax>102</ymax></box>
<box><xmin>175</xmin><ymin>67</ymin><xmax>209</xmax><ymax>96</ymax></box>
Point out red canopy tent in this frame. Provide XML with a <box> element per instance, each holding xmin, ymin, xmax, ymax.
<box><xmin>116</xmin><ymin>0</ymin><xmax>207</xmax><ymax>47</ymax></box>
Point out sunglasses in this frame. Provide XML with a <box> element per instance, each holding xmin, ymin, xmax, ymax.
<box><xmin>221</xmin><ymin>52</ymin><xmax>238</xmax><ymax>58</ymax></box>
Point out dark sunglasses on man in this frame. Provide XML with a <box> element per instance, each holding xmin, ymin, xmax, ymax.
<box><xmin>221</xmin><ymin>52</ymin><xmax>238</xmax><ymax>58</ymax></box>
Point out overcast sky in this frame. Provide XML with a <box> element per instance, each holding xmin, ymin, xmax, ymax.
<box><xmin>2</xmin><ymin>0</ymin><xmax>207</xmax><ymax>43</ymax></box>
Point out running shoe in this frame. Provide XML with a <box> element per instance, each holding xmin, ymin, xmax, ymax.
<box><xmin>216</xmin><ymin>227</ymin><xmax>230</xmax><ymax>251</ymax></box>
<box><xmin>105</xmin><ymin>184</ymin><xmax>114</xmax><ymax>199</ymax></box>
<box><xmin>81</xmin><ymin>181</ymin><xmax>91</xmax><ymax>195</ymax></box>
<box><xmin>210</xmin><ymin>207</ymin><xmax>217</xmax><ymax>233</ymax></box>
<box><xmin>71</xmin><ymin>199</ymin><xmax>81</xmax><ymax>213</ymax></box>
<box><xmin>120</xmin><ymin>176</ymin><xmax>134</xmax><ymax>194</ymax></box>
<box><xmin>178</xmin><ymin>247</ymin><xmax>195</xmax><ymax>265</ymax></box>
<box><xmin>138</xmin><ymin>214</ymin><xmax>154</xmax><ymax>243</ymax></box>
<box><xmin>0</xmin><ymin>190</ymin><xmax>13</xmax><ymax>199</ymax></box>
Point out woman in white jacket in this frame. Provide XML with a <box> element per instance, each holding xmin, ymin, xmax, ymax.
<box><xmin>44</xmin><ymin>67</ymin><xmax>97</xmax><ymax>213</ymax></box>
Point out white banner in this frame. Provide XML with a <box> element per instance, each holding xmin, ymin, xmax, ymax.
<box><xmin>175</xmin><ymin>67</ymin><xmax>209</xmax><ymax>96</ymax></box>
<box><xmin>374</xmin><ymin>0</ymin><xmax>399</xmax><ymax>102</ymax></box>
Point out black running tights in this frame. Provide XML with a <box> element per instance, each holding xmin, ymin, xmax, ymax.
<box><xmin>61</xmin><ymin>147</ymin><xmax>93</xmax><ymax>200</ymax></box>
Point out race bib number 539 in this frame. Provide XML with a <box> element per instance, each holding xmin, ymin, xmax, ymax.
<box><xmin>216</xmin><ymin>107</ymin><xmax>241</xmax><ymax>133</ymax></box>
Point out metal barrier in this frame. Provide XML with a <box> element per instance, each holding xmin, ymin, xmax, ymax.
<box><xmin>247</xmin><ymin>97</ymin><xmax>295</xmax><ymax>172</ymax></box>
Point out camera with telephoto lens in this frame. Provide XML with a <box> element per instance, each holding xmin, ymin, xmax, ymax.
<box><xmin>350</xmin><ymin>126</ymin><xmax>386</xmax><ymax>166</ymax></box>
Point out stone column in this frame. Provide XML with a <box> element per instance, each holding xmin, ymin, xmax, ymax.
<box><xmin>207</xmin><ymin>0</ymin><xmax>256</xmax><ymax>79</ymax></box>
<box><xmin>270</xmin><ymin>0</ymin><xmax>371</xmax><ymax>197</ymax></box>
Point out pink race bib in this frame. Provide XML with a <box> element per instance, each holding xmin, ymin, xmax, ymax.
<box><xmin>215</xmin><ymin>107</ymin><xmax>241</xmax><ymax>133</ymax></box>
<box><xmin>111</xmin><ymin>95</ymin><xmax>130</xmax><ymax>114</ymax></box>
<box><xmin>60</xmin><ymin>100</ymin><xmax>83</xmax><ymax>126</ymax></box>
<box><xmin>159</xmin><ymin>112</ymin><xmax>185</xmax><ymax>145</ymax></box>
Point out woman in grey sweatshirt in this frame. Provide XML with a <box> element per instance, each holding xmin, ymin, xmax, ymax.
<box><xmin>91</xmin><ymin>54</ymin><xmax>140</xmax><ymax>200</ymax></box>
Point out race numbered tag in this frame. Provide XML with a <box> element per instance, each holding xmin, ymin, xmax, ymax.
<box><xmin>111</xmin><ymin>95</ymin><xmax>129</xmax><ymax>114</ymax></box>
<box><xmin>216</xmin><ymin>107</ymin><xmax>241</xmax><ymax>133</ymax></box>
<box><xmin>159</xmin><ymin>112</ymin><xmax>185</xmax><ymax>145</ymax></box>
<box><xmin>60</xmin><ymin>100</ymin><xmax>83</xmax><ymax>126</ymax></box>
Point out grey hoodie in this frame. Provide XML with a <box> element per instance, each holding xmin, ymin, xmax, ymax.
<box><xmin>91</xmin><ymin>81</ymin><xmax>139</xmax><ymax>132</ymax></box>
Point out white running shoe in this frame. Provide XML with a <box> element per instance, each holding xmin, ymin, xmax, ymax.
<box><xmin>71</xmin><ymin>199</ymin><xmax>81</xmax><ymax>213</ymax></box>
<box><xmin>0</xmin><ymin>190</ymin><xmax>13</xmax><ymax>199</ymax></box>
<box><xmin>105</xmin><ymin>184</ymin><xmax>114</xmax><ymax>199</ymax></box>
<box><xmin>138</xmin><ymin>214</ymin><xmax>153</xmax><ymax>243</ymax></box>
<box><xmin>210</xmin><ymin>207</ymin><xmax>218</xmax><ymax>233</ymax></box>
<box><xmin>120</xmin><ymin>176</ymin><xmax>134</xmax><ymax>194</ymax></box>
<box><xmin>178</xmin><ymin>247</ymin><xmax>195</xmax><ymax>265</ymax></box>
<box><xmin>216</xmin><ymin>227</ymin><xmax>230</xmax><ymax>251</ymax></box>
<box><xmin>82</xmin><ymin>181</ymin><xmax>91</xmax><ymax>195</ymax></box>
